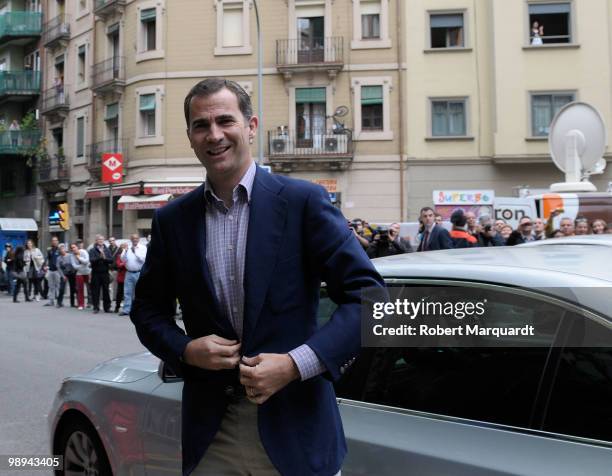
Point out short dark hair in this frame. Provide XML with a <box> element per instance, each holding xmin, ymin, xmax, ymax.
<box><xmin>184</xmin><ymin>78</ymin><xmax>252</xmax><ymax>128</ymax></box>
<box><xmin>420</xmin><ymin>206</ymin><xmax>434</xmax><ymax>215</ymax></box>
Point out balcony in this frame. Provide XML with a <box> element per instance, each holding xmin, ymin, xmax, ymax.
<box><xmin>0</xmin><ymin>71</ymin><xmax>41</xmax><ymax>101</ymax></box>
<box><xmin>42</xmin><ymin>14</ymin><xmax>70</xmax><ymax>49</ymax></box>
<box><xmin>0</xmin><ymin>11</ymin><xmax>42</xmax><ymax>44</ymax></box>
<box><xmin>87</xmin><ymin>138</ymin><xmax>128</xmax><ymax>181</ymax></box>
<box><xmin>276</xmin><ymin>37</ymin><xmax>344</xmax><ymax>80</ymax></box>
<box><xmin>41</xmin><ymin>86</ymin><xmax>69</xmax><ymax>121</ymax></box>
<box><xmin>38</xmin><ymin>155</ymin><xmax>70</xmax><ymax>193</ymax></box>
<box><xmin>91</xmin><ymin>57</ymin><xmax>125</xmax><ymax>94</ymax></box>
<box><xmin>267</xmin><ymin>129</ymin><xmax>353</xmax><ymax>172</ymax></box>
<box><xmin>0</xmin><ymin>130</ymin><xmax>42</xmax><ymax>155</ymax></box>
<box><xmin>94</xmin><ymin>0</ymin><xmax>126</xmax><ymax>19</ymax></box>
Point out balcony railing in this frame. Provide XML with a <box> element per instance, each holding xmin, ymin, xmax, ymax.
<box><xmin>0</xmin><ymin>71</ymin><xmax>41</xmax><ymax>97</ymax></box>
<box><xmin>91</xmin><ymin>56</ymin><xmax>125</xmax><ymax>92</ymax></box>
<box><xmin>94</xmin><ymin>0</ymin><xmax>126</xmax><ymax>17</ymax></box>
<box><xmin>42</xmin><ymin>14</ymin><xmax>70</xmax><ymax>48</ymax></box>
<box><xmin>87</xmin><ymin>138</ymin><xmax>128</xmax><ymax>179</ymax></box>
<box><xmin>0</xmin><ymin>11</ymin><xmax>43</xmax><ymax>42</ymax></box>
<box><xmin>39</xmin><ymin>160</ymin><xmax>69</xmax><ymax>182</ymax></box>
<box><xmin>0</xmin><ymin>130</ymin><xmax>41</xmax><ymax>155</ymax></box>
<box><xmin>41</xmin><ymin>86</ymin><xmax>69</xmax><ymax>115</ymax></box>
<box><xmin>276</xmin><ymin>37</ymin><xmax>344</xmax><ymax>68</ymax></box>
<box><xmin>268</xmin><ymin>129</ymin><xmax>352</xmax><ymax>157</ymax></box>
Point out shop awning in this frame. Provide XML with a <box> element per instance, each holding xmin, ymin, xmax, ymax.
<box><xmin>117</xmin><ymin>194</ymin><xmax>173</xmax><ymax>210</ymax></box>
<box><xmin>85</xmin><ymin>183</ymin><xmax>142</xmax><ymax>199</ymax></box>
<box><xmin>143</xmin><ymin>181</ymin><xmax>201</xmax><ymax>195</ymax></box>
<box><xmin>0</xmin><ymin>218</ymin><xmax>38</xmax><ymax>231</ymax></box>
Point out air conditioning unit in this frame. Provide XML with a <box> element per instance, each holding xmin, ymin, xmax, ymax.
<box><xmin>324</xmin><ymin>137</ymin><xmax>338</xmax><ymax>152</ymax></box>
<box><xmin>272</xmin><ymin>138</ymin><xmax>288</xmax><ymax>154</ymax></box>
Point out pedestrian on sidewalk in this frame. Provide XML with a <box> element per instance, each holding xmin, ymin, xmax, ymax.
<box><xmin>3</xmin><ymin>243</ymin><xmax>15</xmax><ymax>296</ymax></box>
<box><xmin>24</xmin><ymin>239</ymin><xmax>44</xmax><ymax>301</ymax></box>
<box><xmin>57</xmin><ymin>244</ymin><xmax>76</xmax><ymax>308</ymax></box>
<box><xmin>88</xmin><ymin>235</ymin><xmax>113</xmax><ymax>314</ymax></box>
<box><xmin>119</xmin><ymin>234</ymin><xmax>146</xmax><ymax>316</ymax></box>
<box><xmin>11</xmin><ymin>246</ymin><xmax>30</xmax><ymax>303</ymax></box>
<box><xmin>45</xmin><ymin>236</ymin><xmax>62</xmax><ymax>307</ymax></box>
<box><xmin>70</xmin><ymin>243</ymin><xmax>90</xmax><ymax>310</ymax></box>
<box><xmin>114</xmin><ymin>242</ymin><xmax>128</xmax><ymax>313</ymax></box>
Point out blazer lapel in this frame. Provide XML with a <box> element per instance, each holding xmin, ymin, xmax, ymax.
<box><xmin>179</xmin><ymin>186</ymin><xmax>232</xmax><ymax>335</ymax></box>
<box><xmin>242</xmin><ymin>168</ymin><xmax>287</xmax><ymax>349</ymax></box>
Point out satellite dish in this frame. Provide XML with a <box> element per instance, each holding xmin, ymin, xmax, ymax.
<box><xmin>549</xmin><ymin>102</ymin><xmax>607</xmax><ymax>193</ymax></box>
<box><xmin>333</xmin><ymin>105</ymin><xmax>349</xmax><ymax>118</ymax></box>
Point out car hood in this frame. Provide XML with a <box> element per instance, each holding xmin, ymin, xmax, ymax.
<box><xmin>77</xmin><ymin>351</ymin><xmax>160</xmax><ymax>383</ymax></box>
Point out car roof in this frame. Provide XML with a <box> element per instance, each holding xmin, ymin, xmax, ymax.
<box><xmin>371</xmin><ymin>246</ymin><xmax>612</xmax><ymax>317</ymax></box>
<box><xmin>520</xmin><ymin>234</ymin><xmax>612</xmax><ymax>248</ymax></box>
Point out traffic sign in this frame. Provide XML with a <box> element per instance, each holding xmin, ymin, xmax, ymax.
<box><xmin>101</xmin><ymin>153</ymin><xmax>123</xmax><ymax>184</ymax></box>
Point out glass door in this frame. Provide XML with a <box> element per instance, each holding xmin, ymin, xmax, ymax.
<box><xmin>297</xmin><ymin>16</ymin><xmax>324</xmax><ymax>63</ymax></box>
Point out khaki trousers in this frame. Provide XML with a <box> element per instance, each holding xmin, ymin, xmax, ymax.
<box><xmin>192</xmin><ymin>397</ymin><xmax>341</xmax><ymax>476</ymax></box>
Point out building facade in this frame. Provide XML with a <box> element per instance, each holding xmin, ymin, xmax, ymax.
<box><xmin>0</xmin><ymin>0</ymin><xmax>42</xmax><ymax>240</ymax></box>
<box><xmin>4</xmin><ymin>0</ymin><xmax>612</xmax><ymax>246</ymax></box>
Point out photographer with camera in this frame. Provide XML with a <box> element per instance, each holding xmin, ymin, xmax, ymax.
<box><xmin>349</xmin><ymin>218</ymin><xmax>372</xmax><ymax>251</ymax></box>
<box><xmin>366</xmin><ymin>222</ymin><xmax>412</xmax><ymax>258</ymax></box>
<box><xmin>477</xmin><ymin>215</ymin><xmax>504</xmax><ymax>247</ymax></box>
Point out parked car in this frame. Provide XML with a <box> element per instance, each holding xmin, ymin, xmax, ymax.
<box><xmin>520</xmin><ymin>234</ymin><xmax>612</xmax><ymax>248</ymax></box>
<box><xmin>49</xmin><ymin>245</ymin><xmax>612</xmax><ymax>475</ymax></box>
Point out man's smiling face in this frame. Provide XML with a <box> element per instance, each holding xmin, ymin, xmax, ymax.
<box><xmin>186</xmin><ymin>88</ymin><xmax>258</xmax><ymax>184</ymax></box>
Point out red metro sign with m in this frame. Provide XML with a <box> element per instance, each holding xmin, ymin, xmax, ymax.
<box><xmin>102</xmin><ymin>153</ymin><xmax>123</xmax><ymax>184</ymax></box>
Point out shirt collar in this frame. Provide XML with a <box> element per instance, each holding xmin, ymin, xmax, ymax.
<box><xmin>204</xmin><ymin>160</ymin><xmax>256</xmax><ymax>206</ymax></box>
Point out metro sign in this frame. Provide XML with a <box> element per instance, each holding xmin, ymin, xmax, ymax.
<box><xmin>101</xmin><ymin>153</ymin><xmax>123</xmax><ymax>184</ymax></box>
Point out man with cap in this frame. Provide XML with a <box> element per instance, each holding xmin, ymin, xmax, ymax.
<box><xmin>449</xmin><ymin>209</ymin><xmax>479</xmax><ymax>248</ymax></box>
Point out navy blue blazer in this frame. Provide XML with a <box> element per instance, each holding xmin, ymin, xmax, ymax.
<box><xmin>131</xmin><ymin>167</ymin><xmax>384</xmax><ymax>476</ymax></box>
<box><xmin>419</xmin><ymin>224</ymin><xmax>454</xmax><ymax>251</ymax></box>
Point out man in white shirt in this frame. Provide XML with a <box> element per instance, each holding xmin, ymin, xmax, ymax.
<box><xmin>119</xmin><ymin>234</ymin><xmax>147</xmax><ymax>316</ymax></box>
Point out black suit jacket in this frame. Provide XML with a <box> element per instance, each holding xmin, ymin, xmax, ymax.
<box><xmin>419</xmin><ymin>224</ymin><xmax>454</xmax><ymax>251</ymax></box>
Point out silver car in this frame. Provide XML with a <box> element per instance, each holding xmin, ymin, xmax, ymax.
<box><xmin>49</xmin><ymin>245</ymin><xmax>612</xmax><ymax>475</ymax></box>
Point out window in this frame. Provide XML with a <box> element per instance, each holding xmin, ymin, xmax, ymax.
<box><xmin>137</xmin><ymin>2</ymin><xmax>164</xmax><ymax>62</ymax></box>
<box><xmin>215</xmin><ymin>0</ymin><xmax>252</xmax><ymax>55</ymax></box>
<box><xmin>295</xmin><ymin>87</ymin><xmax>326</xmax><ymax>148</ymax></box>
<box><xmin>361</xmin><ymin>0</ymin><xmax>380</xmax><ymax>39</ymax></box>
<box><xmin>139</xmin><ymin>94</ymin><xmax>156</xmax><ymax>137</ymax></box>
<box><xmin>74</xmin><ymin>199</ymin><xmax>84</xmax><ymax>216</ymax></box>
<box><xmin>105</xmin><ymin>103</ymin><xmax>119</xmax><ymax>147</ymax></box>
<box><xmin>0</xmin><ymin>166</ymin><xmax>17</xmax><ymax>197</ymax></box>
<box><xmin>77</xmin><ymin>44</ymin><xmax>86</xmax><ymax>85</ymax></box>
<box><xmin>77</xmin><ymin>0</ymin><xmax>87</xmax><ymax>15</ymax></box>
<box><xmin>352</xmin><ymin>77</ymin><xmax>393</xmax><ymax>140</ymax></box>
<box><xmin>135</xmin><ymin>85</ymin><xmax>164</xmax><ymax>146</ymax></box>
<box><xmin>347</xmin><ymin>285</ymin><xmax>567</xmax><ymax>429</ymax></box>
<box><xmin>141</xmin><ymin>8</ymin><xmax>156</xmax><ymax>51</ymax></box>
<box><xmin>76</xmin><ymin>116</ymin><xmax>85</xmax><ymax>158</ymax></box>
<box><xmin>352</xmin><ymin>0</ymin><xmax>390</xmax><ymax>49</ymax></box>
<box><xmin>531</xmin><ymin>93</ymin><xmax>574</xmax><ymax>136</ymax></box>
<box><xmin>528</xmin><ymin>2</ymin><xmax>571</xmax><ymax>45</ymax></box>
<box><xmin>544</xmin><ymin>317</ymin><xmax>612</xmax><ymax>442</ymax></box>
<box><xmin>431</xmin><ymin>99</ymin><xmax>467</xmax><ymax>137</ymax></box>
<box><xmin>430</xmin><ymin>13</ymin><xmax>464</xmax><ymax>48</ymax></box>
<box><xmin>361</xmin><ymin>85</ymin><xmax>383</xmax><ymax>131</ymax></box>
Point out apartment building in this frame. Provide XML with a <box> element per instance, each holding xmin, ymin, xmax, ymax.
<box><xmin>33</xmin><ymin>0</ymin><xmax>404</xmax><ymax>244</ymax></box>
<box><xmin>0</xmin><ymin>0</ymin><xmax>42</xmax><ymax>240</ymax></box>
<box><xmin>402</xmin><ymin>0</ymin><xmax>612</xmax><ymax>218</ymax></box>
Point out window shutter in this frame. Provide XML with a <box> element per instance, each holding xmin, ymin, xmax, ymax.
<box><xmin>295</xmin><ymin>87</ymin><xmax>326</xmax><ymax>104</ymax></box>
<box><xmin>140</xmin><ymin>8</ymin><xmax>156</xmax><ymax>22</ymax></box>
<box><xmin>361</xmin><ymin>85</ymin><xmax>383</xmax><ymax>105</ymax></box>
<box><xmin>139</xmin><ymin>94</ymin><xmax>156</xmax><ymax>111</ymax></box>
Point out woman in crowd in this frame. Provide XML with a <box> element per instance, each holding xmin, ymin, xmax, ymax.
<box><xmin>69</xmin><ymin>242</ymin><xmax>90</xmax><ymax>310</ymax></box>
<box><xmin>114</xmin><ymin>242</ymin><xmax>128</xmax><ymax>313</ymax></box>
<box><xmin>24</xmin><ymin>239</ymin><xmax>44</xmax><ymax>301</ymax></box>
<box><xmin>592</xmin><ymin>219</ymin><xmax>607</xmax><ymax>235</ymax></box>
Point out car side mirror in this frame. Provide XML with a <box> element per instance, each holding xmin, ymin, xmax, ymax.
<box><xmin>157</xmin><ymin>360</ymin><xmax>183</xmax><ymax>383</ymax></box>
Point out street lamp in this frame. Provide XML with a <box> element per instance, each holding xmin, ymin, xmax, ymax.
<box><xmin>253</xmin><ymin>0</ymin><xmax>264</xmax><ymax>165</ymax></box>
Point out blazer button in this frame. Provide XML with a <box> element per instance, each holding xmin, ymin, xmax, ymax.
<box><xmin>224</xmin><ymin>385</ymin><xmax>235</xmax><ymax>397</ymax></box>
<box><xmin>340</xmin><ymin>367</ymin><xmax>345</xmax><ymax>375</ymax></box>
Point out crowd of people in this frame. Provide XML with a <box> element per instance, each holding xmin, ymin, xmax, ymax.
<box><xmin>351</xmin><ymin>206</ymin><xmax>612</xmax><ymax>256</ymax></box>
<box><xmin>1</xmin><ymin>234</ymin><xmax>148</xmax><ymax>316</ymax></box>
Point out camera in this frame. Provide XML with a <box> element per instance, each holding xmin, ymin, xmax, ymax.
<box><xmin>349</xmin><ymin>220</ymin><xmax>362</xmax><ymax>231</ymax></box>
<box><xmin>484</xmin><ymin>224</ymin><xmax>492</xmax><ymax>232</ymax></box>
<box><xmin>375</xmin><ymin>226</ymin><xmax>390</xmax><ymax>242</ymax></box>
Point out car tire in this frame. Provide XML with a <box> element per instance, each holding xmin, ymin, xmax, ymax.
<box><xmin>55</xmin><ymin>418</ymin><xmax>112</xmax><ymax>476</ymax></box>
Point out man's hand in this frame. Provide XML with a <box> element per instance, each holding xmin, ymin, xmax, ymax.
<box><xmin>239</xmin><ymin>354</ymin><xmax>300</xmax><ymax>405</ymax></box>
<box><xmin>182</xmin><ymin>334</ymin><xmax>241</xmax><ymax>370</ymax></box>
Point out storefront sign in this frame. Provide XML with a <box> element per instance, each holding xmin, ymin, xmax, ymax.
<box><xmin>433</xmin><ymin>190</ymin><xmax>495</xmax><ymax>205</ymax></box>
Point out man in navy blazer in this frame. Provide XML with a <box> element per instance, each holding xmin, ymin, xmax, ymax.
<box><xmin>417</xmin><ymin>207</ymin><xmax>454</xmax><ymax>251</ymax></box>
<box><xmin>131</xmin><ymin>79</ymin><xmax>384</xmax><ymax>476</ymax></box>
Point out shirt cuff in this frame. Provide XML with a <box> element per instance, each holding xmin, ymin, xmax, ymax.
<box><xmin>288</xmin><ymin>344</ymin><xmax>327</xmax><ymax>381</ymax></box>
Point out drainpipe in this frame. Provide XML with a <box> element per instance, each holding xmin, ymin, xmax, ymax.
<box><xmin>396</xmin><ymin>0</ymin><xmax>406</xmax><ymax>220</ymax></box>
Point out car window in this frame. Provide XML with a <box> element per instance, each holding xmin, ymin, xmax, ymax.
<box><xmin>544</xmin><ymin>316</ymin><xmax>612</xmax><ymax>442</ymax></box>
<box><xmin>357</xmin><ymin>285</ymin><xmax>569</xmax><ymax>429</ymax></box>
